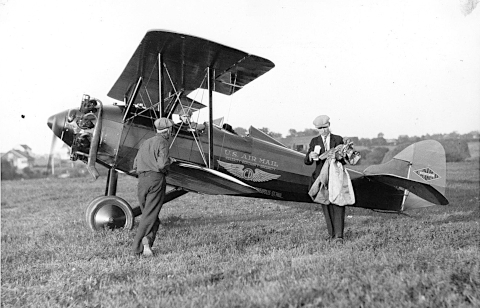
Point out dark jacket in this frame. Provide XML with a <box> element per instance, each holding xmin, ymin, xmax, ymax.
<box><xmin>133</xmin><ymin>132</ymin><xmax>171</xmax><ymax>173</ymax></box>
<box><xmin>304</xmin><ymin>133</ymin><xmax>344</xmax><ymax>184</ymax></box>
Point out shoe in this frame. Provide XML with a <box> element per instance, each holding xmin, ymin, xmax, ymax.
<box><xmin>332</xmin><ymin>237</ymin><xmax>344</xmax><ymax>244</ymax></box>
<box><xmin>142</xmin><ymin>237</ymin><xmax>153</xmax><ymax>257</ymax></box>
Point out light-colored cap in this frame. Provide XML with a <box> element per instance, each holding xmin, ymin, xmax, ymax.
<box><xmin>313</xmin><ymin>115</ymin><xmax>330</xmax><ymax>128</ymax></box>
<box><xmin>154</xmin><ymin>118</ymin><xmax>174</xmax><ymax>130</ymax></box>
<box><xmin>179</xmin><ymin>109</ymin><xmax>193</xmax><ymax>117</ymax></box>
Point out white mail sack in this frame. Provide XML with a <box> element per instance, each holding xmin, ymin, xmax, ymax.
<box><xmin>328</xmin><ymin>160</ymin><xmax>355</xmax><ymax>206</ymax></box>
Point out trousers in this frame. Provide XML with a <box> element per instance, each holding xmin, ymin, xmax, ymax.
<box><xmin>132</xmin><ymin>171</ymin><xmax>166</xmax><ymax>254</ymax></box>
<box><xmin>321</xmin><ymin>203</ymin><xmax>345</xmax><ymax>239</ymax></box>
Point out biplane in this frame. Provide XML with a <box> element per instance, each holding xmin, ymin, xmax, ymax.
<box><xmin>47</xmin><ymin>30</ymin><xmax>449</xmax><ymax>231</ymax></box>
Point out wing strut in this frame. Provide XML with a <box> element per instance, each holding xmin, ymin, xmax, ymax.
<box><xmin>208</xmin><ymin>66</ymin><xmax>214</xmax><ymax>169</ymax></box>
<box><xmin>400</xmin><ymin>162</ymin><xmax>412</xmax><ymax>211</ymax></box>
<box><xmin>122</xmin><ymin>76</ymin><xmax>142</xmax><ymax>123</ymax></box>
<box><xmin>158</xmin><ymin>52</ymin><xmax>165</xmax><ymax>117</ymax></box>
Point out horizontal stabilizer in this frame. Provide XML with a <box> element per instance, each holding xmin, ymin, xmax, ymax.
<box><xmin>365</xmin><ymin>174</ymin><xmax>448</xmax><ymax>205</ymax></box>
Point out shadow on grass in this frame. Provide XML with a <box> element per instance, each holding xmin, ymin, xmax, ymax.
<box><xmin>159</xmin><ymin>211</ymin><xmax>296</xmax><ymax>229</ymax></box>
<box><xmin>270</xmin><ymin>200</ymin><xmax>320</xmax><ymax>212</ymax></box>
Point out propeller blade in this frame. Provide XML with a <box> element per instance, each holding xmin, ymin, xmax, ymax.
<box><xmin>46</xmin><ymin>128</ymin><xmax>59</xmax><ymax>175</ymax></box>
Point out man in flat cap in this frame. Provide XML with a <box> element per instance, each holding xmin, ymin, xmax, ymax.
<box><xmin>304</xmin><ymin>115</ymin><xmax>346</xmax><ymax>242</ymax></box>
<box><xmin>132</xmin><ymin>117</ymin><xmax>174</xmax><ymax>256</ymax></box>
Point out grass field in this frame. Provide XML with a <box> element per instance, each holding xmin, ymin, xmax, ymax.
<box><xmin>1</xmin><ymin>160</ymin><xmax>479</xmax><ymax>307</ymax></box>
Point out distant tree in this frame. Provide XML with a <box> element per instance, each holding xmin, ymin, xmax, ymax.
<box><xmin>468</xmin><ymin>130</ymin><xmax>480</xmax><ymax>137</ymax></box>
<box><xmin>288</xmin><ymin>129</ymin><xmax>298</xmax><ymax>137</ymax></box>
<box><xmin>441</xmin><ymin>139</ymin><xmax>471</xmax><ymax>162</ymax></box>
<box><xmin>463</xmin><ymin>130</ymin><xmax>480</xmax><ymax>140</ymax></box>
<box><xmin>259</xmin><ymin>127</ymin><xmax>270</xmax><ymax>134</ymax></box>
<box><xmin>446</xmin><ymin>131</ymin><xmax>460</xmax><ymax>139</ymax></box>
<box><xmin>234</xmin><ymin>127</ymin><xmax>248</xmax><ymax>136</ymax></box>
<box><xmin>398</xmin><ymin>135</ymin><xmax>409</xmax><ymax>144</ymax></box>
<box><xmin>366</xmin><ymin>147</ymin><xmax>389</xmax><ymax>164</ymax></box>
<box><xmin>371</xmin><ymin>137</ymin><xmax>387</xmax><ymax>146</ymax></box>
<box><xmin>345</xmin><ymin>136</ymin><xmax>359</xmax><ymax>144</ymax></box>
<box><xmin>431</xmin><ymin>133</ymin><xmax>445</xmax><ymax>140</ymax></box>
<box><xmin>22</xmin><ymin>167</ymin><xmax>34</xmax><ymax>178</ymax></box>
<box><xmin>408</xmin><ymin>136</ymin><xmax>422</xmax><ymax>143</ymax></box>
<box><xmin>377</xmin><ymin>132</ymin><xmax>384</xmax><ymax>138</ymax></box>
<box><xmin>258</xmin><ymin>127</ymin><xmax>282</xmax><ymax>138</ymax></box>
<box><xmin>1</xmin><ymin>160</ymin><xmax>18</xmax><ymax>180</ymax></box>
<box><xmin>359</xmin><ymin>138</ymin><xmax>371</xmax><ymax>147</ymax></box>
<box><xmin>298</xmin><ymin>129</ymin><xmax>318</xmax><ymax>137</ymax></box>
<box><xmin>358</xmin><ymin>149</ymin><xmax>371</xmax><ymax>162</ymax></box>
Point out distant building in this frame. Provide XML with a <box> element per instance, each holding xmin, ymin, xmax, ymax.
<box><xmin>1</xmin><ymin>144</ymin><xmax>35</xmax><ymax>172</ymax></box>
<box><xmin>386</xmin><ymin>139</ymin><xmax>398</xmax><ymax>145</ymax></box>
<box><xmin>33</xmin><ymin>144</ymin><xmax>71</xmax><ymax>167</ymax></box>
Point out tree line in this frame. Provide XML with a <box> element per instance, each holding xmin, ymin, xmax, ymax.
<box><xmin>233</xmin><ymin>127</ymin><xmax>478</xmax><ymax>164</ymax></box>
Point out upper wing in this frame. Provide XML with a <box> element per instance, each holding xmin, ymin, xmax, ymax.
<box><xmin>107</xmin><ymin>30</ymin><xmax>275</xmax><ymax>107</ymax></box>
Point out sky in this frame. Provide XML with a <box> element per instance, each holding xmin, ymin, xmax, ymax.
<box><xmin>1</xmin><ymin>0</ymin><xmax>479</xmax><ymax>155</ymax></box>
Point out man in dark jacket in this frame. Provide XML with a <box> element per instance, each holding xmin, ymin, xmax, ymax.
<box><xmin>132</xmin><ymin>117</ymin><xmax>174</xmax><ymax>256</ymax></box>
<box><xmin>304</xmin><ymin>115</ymin><xmax>346</xmax><ymax>242</ymax></box>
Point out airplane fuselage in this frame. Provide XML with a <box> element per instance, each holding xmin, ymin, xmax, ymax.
<box><xmin>94</xmin><ymin>104</ymin><xmax>316</xmax><ymax>202</ymax></box>
<box><xmin>48</xmin><ymin>102</ymin><xmax>406</xmax><ymax>211</ymax></box>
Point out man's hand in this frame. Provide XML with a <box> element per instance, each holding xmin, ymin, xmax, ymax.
<box><xmin>309</xmin><ymin>152</ymin><xmax>319</xmax><ymax>161</ymax></box>
<box><xmin>327</xmin><ymin>150</ymin><xmax>335</xmax><ymax>160</ymax></box>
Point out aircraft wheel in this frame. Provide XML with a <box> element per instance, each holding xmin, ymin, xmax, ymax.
<box><xmin>85</xmin><ymin>196</ymin><xmax>134</xmax><ymax>231</ymax></box>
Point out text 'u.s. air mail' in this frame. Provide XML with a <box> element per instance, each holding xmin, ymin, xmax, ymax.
<box><xmin>224</xmin><ymin>150</ymin><xmax>279</xmax><ymax>170</ymax></box>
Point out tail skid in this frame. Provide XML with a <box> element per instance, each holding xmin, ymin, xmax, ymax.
<box><xmin>363</xmin><ymin>140</ymin><xmax>448</xmax><ymax>210</ymax></box>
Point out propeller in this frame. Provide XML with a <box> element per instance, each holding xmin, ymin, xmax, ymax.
<box><xmin>46</xmin><ymin>131</ymin><xmax>60</xmax><ymax>175</ymax></box>
<box><xmin>46</xmin><ymin>114</ymin><xmax>63</xmax><ymax>176</ymax></box>
<box><xmin>46</xmin><ymin>110</ymin><xmax>70</xmax><ymax>176</ymax></box>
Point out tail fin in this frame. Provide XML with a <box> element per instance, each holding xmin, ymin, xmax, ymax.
<box><xmin>363</xmin><ymin>140</ymin><xmax>448</xmax><ymax>209</ymax></box>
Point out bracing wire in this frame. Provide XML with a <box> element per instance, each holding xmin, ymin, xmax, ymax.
<box><xmin>219</xmin><ymin>72</ymin><xmax>239</xmax><ymax>163</ymax></box>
